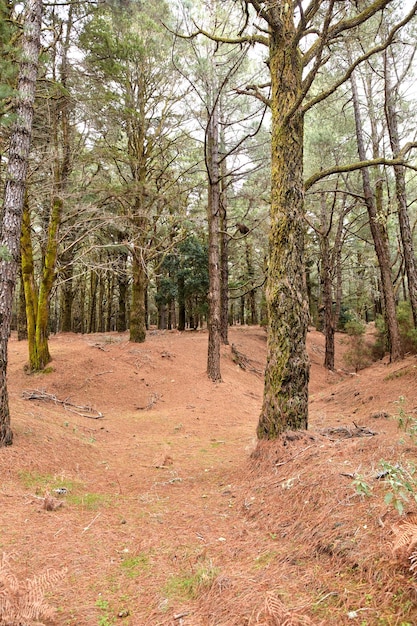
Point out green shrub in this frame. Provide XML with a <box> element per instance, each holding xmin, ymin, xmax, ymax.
<box><xmin>397</xmin><ymin>301</ymin><xmax>417</xmax><ymax>354</ymax></box>
<box><xmin>337</xmin><ymin>304</ymin><xmax>353</xmax><ymax>331</ymax></box>
<box><xmin>373</xmin><ymin>304</ymin><xmax>417</xmax><ymax>358</ymax></box>
<box><xmin>343</xmin><ymin>319</ymin><xmax>372</xmax><ymax>371</ymax></box>
<box><xmin>371</xmin><ymin>314</ymin><xmax>386</xmax><ymax>359</ymax></box>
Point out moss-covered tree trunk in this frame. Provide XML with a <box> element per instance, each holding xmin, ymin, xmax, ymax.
<box><xmin>34</xmin><ymin>196</ymin><xmax>62</xmax><ymax>369</ymax></box>
<box><xmin>17</xmin><ymin>273</ymin><xmax>28</xmax><ymax>340</ymax></box>
<box><xmin>60</xmin><ymin>252</ymin><xmax>74</xmax><ymax>332</ymax></box>
<box><xmin>21</xmin><ymin>201</ymin><xmax>38</xmax><ymax>369</ymax></box>
<box><xmin>21</xmin><ymin>6</ymin><xmax>72</xmax><ymax>370</ymax></box>
<box><xmin>130</xmin><ymin>251</ymin><xmax>147</xmax><ymax>343</ymax></box>
<box><xmin>257</xmin><ymin>8</ymin><xmax>310</xmax><ymax>438</ymax></box>
<box><xmin>21</xmin><ymin>196</ymin><xmax>62</xmax><ymax>371</ymax></box>
<box><xmin>0</xmin><ymin>0</ymin><xmax>42</xmax><ymax>445</ymax></box>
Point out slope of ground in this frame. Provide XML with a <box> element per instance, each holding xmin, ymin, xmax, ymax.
<box><xmin>0</xmin><ymin>326</ymin><xmax>417</xmax><ymax>625</ymax></box>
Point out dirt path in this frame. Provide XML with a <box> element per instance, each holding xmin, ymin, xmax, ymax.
<box><xmin>1</xmin><ymin>327</ymin><xmax>417</xmax><ymax>625</ymax></box>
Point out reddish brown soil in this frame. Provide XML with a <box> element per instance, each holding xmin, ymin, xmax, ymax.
<box><xmin>1</xmin><ymin>326</ymin><xmax>417</xmax><ymax>625</ymax></box>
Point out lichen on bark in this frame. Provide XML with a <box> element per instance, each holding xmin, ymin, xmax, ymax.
<box><xmin>257</xmin><ymin>11</ymin><xmax>310</xmax><ymax>439</ymax></box>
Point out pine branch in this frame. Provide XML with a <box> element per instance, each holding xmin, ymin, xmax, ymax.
<box><xmin>304</xmin><ymin>146</ymin><xmax>417</xmax><ymax>191</ymax></box>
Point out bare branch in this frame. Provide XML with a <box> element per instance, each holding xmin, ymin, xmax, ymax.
<box><xmin>303</xmin><ymin>2</ymin><xmax>417</xmax><ymax>113</ymax></box>
<box><xmin>305</xmin><ymin>145</ymin><xmax>417</xmax><ymax>191</ymax></box>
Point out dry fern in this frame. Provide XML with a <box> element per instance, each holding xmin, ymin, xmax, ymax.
<box><xmin>254</xmin><ymin>592</ymin><xmax>317</xmax><ymax>626</ymax></box>
<box><xmin>0</xmin><ymin>553</ymin><xmax>67</xmax><ymax>625</ymax></box>
<box><xmin>391</xmin><ymin>517</ymin><xmax>417</xmax><ymax>553</ymax></box>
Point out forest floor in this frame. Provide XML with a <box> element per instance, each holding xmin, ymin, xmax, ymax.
<box><xmin>1</xmin><ymin>325</ymin><xmax>417</xmax><ymax>625</ymax></box>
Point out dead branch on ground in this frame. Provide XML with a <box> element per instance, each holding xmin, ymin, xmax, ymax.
<box><xmin>22</xmin><ymin>389</ymin><xmax>104</xmax><ymax>419</ymax></box>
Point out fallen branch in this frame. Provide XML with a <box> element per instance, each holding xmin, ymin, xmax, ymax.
<box><xmin>22</xmin><ymin>389</ymin><xmax>104</xmax><ymax>419</ymax></box>
<box><xmin>321</xmin><ymin>423</ymin><xmax>377</xmax><ymax>440</ymax></box>
<box><xmin>231</xmin><ymin>344</ymin><xmax>263</xmax><ymax>377</ymax></box>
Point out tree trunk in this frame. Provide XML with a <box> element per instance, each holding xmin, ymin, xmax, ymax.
<box><xmin>206</xmin><ymin>98</ymin><xmax>222</xmax><ymax>381</ymax></box>
<box><xmin>23</xmin><ymin>6</ymin><xmax>72</xmax><ymax>368</ymax></box>
<box><xmin>384</xmin><ymin>57</ymin><xmax>417</xmax><ymax>327</ymax></box>
<box><xmin>332</xmin><ymin>205</ymin><xmax>346</xmax><ymax>330</ymax></box>
<box><xmin>245</xmin><ymin>239</ymin><xmax>258</xmax><ymax>325</ymax></box>
<box><xmin>88</xmin><ymin>271</ymin><xmax>98</xmax><ymax>333</ymax></box>
<box><xmin>17</xmin><ymin>272</ymin><xmax>28</xmax><ymax>340</ymax></box>
<box><xmin>177</xmin><ymin>274</ymin><xmax>185</xmax><ymax>331</ymax></box>
<box><xmin>21</xmin><ymin>201</ymin><xmax>38</xmax><ymax>370</ymax></box>
<box><xmin>0</xmin><ymin>0</ymin><xmax>42</xmax><ymax>445</ymax></box>
<box><xmin>98</xmin><ymin>271</ymin><xmax>105</xmax><ymax>332</ymax></box>
<box><xmin>130</xmin><ymin>251</ymin><xmax>147</xmax><ymax>342</ymax></box>
<box><xmin>351</xmin><ymin>70</ymin><xmax>402</xmax><ymax>361</ymax></box>
<box><xmin>60</xmin><ymin>252</ymin><xmax>74</xmax><ymax>332</ymax></box>
<box><xmin>320</xmin><ymin>195</ymin><xmax>335</xmax><ymax>371</ymax></box>
<box><xmin>258</xmin><ymin>10</ymin><xmax>310</xmax><ymax>438</ymax></box>
<box><xmin>106</xmin><ymin>271</ymin><xmax>114</xmax><ymax>331</ymax></box>
<box><xmin>116</xmin><ymin>253</ymin><xmax>128</xmax><ymax>332</ymax></box>
<box><xmin>219</xmin><ymin>107</ymin><xmax>229</xmax><ymax>345</ymax></box>
<box><xmin>34</xmin><ymin>196</ymin><xmax>62</xmax><ymax>369</ymax></box>
<box><xmin>220</xmin><ymin>188</ymin><xmax>229</xmax><ymax>343</ymax></box>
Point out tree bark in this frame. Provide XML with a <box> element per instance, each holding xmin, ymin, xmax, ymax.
<box><xmin>332</xmin><ymin>204</ymin><xmax>346</xmax><ymax>330</ymax></box>
<box><xmin>219</xmin><ymin>106</ymin><xmax>229</xmax><ymax>345</ymax></box>
<box><xmin>0</xmin><ymin>0</ymin><xmax>42</xmax><ymax>445</ymax></box>
<box><xmin>21</xmin><ymin>201</ymin><xmax>38</xmax><ymax>368</ymax></box>
<box><xmin>60</xmin><ymin>254</ymin><xmax>74</xmax><ymax>332</ymax></box>
<box><xmin>177</xmin><ymin>274</ymin><xmax>186</xmax><ymax>332</ymax></box>
<box><xmin>206</xmin><ymin>99</ymin><xmax>222</xmax><ymax>381</ymax></box>
<box><xmin>257</xmin><ymin>7</ymin><xmax>310</xmax><ymax>438</ymax></box>
<box><xmin>35</xmin><ymin>196</ymin><xmax>62</xmax><ymax>367</ymax></box>
<box><xmin>17</xmin><ymin>272</ymin><xmax>28</xmax><ymax>340</ymax></box>
<box><xmin>219</xmin><ymin>174</ymin><xmax>229</xmax><ymax>344</ymax></box>
<box><xmin>319</xmin><ymin>194</ymin><xmax>335</xmax><ymax>371</ymax></box>
<box><xmin>351</xmin><ymin>67</ymin><xmax>402</xmax><ymax>362</ymax></box>
<box><xmin>130</xmin><ymin>252</ymin><xmax>147</xmax><ymax>342</ymax></box>
<box><xmin>384</xmin><ymin>57</ymin><xmax>417</xmax><ymax>327</ymax></box>
<box><xmin>350</xmin><ymin>69</ymin><xmax>402</xmax><ymax>361</ymax></box>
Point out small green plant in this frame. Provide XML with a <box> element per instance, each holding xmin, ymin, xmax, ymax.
<box><xmin>67</xmin><ymin>492</ymin><xmax>113</xmax><ymax>510</ymax></box>
<box><xmin>254</xmin><ymin>551</ymin><xmax>277</xmax><ymax>570</ymax></box>
<box><xmin>18</xmin><ymin>470</ymin><xmax>76</xmax><ymax>494</ymax></box>
<box><xmin>96</xmin><ymin>597</ymin><xmax>109</xmax><ymax>611</ymax></box>
<box><xmin>395</xmin><ymin>396</ymin><xmax>417</xmax><ymax>441</ymax></box>
<box><xmin>96</xmin><ymin>597</ymin><xmax>115</xmax><ymax>626</ymax></box>
<box><xmin>352</xmin><ymin>475</ymin><xmax>372</xmax><ymax>498</ymax></box>
<box><xmin>121</xmin><ymin>553</ymin><xmax>150</xmax><ymax>578</ymax></box>
<box><xmin>380</xmin><ymin>461</ymin><xmax>417</xmax><ymax>516</ymax></box>
<box><xmin>163</xmin><ymin>563</ymin><xmax>219</xmax><ymax>600</ymax></box>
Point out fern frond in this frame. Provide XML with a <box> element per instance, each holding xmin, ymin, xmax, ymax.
<box><xmin>258</xmin><ymin>592</ymin><xmax>315</xmax><ymax>625</ymax></box>
<box><xmin>0</xmin><ymin>556</ymin><xmax>67</xmax><ymax>625</ymax></box>
<box><xmin>391</xmin><ymin>520</ymin><xmax>417</xmax><ymax>553</ymax></box>
<box><xmin>264</xmin><ymin>592</ymin><xmax>287</xmax><ymax>620</ymax></box>
<box><xmin>409</xmin><ymin>549</ymin><xmax>417</xmax><ymax>572</ymax></box>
